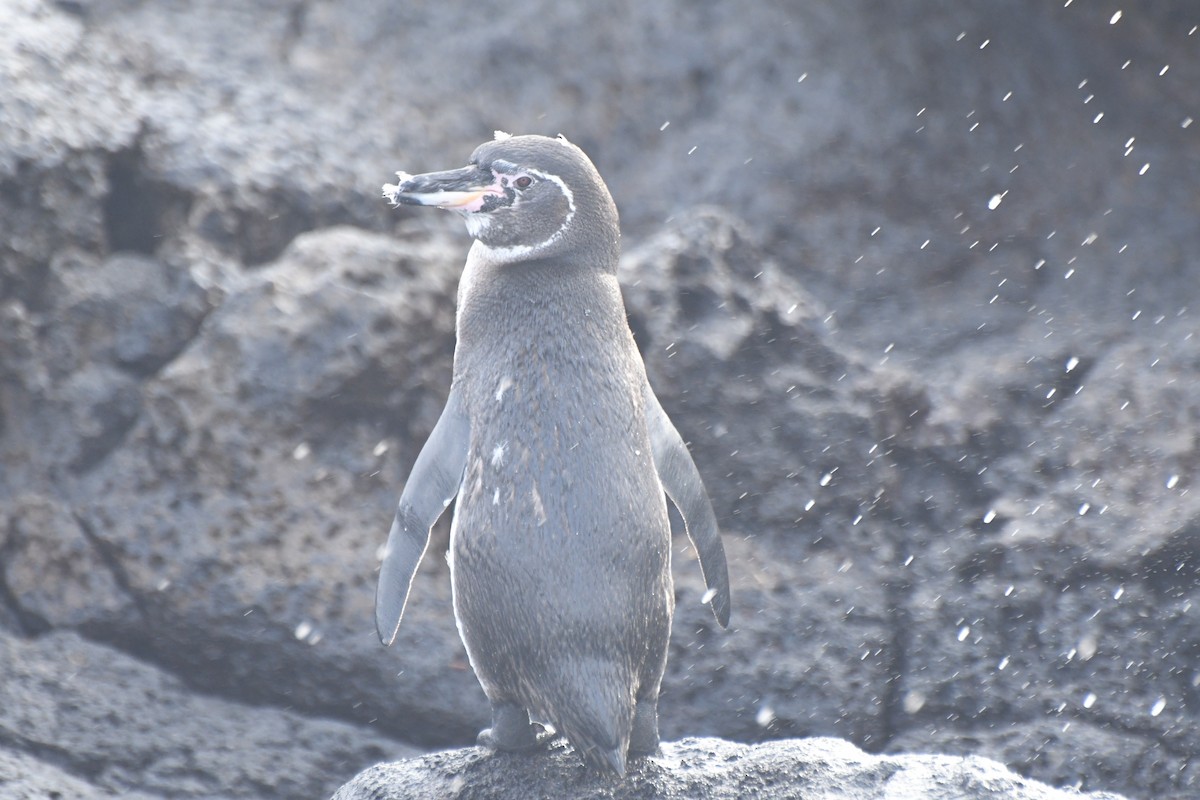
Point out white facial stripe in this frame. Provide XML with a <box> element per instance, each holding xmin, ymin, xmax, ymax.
<box><xmin>532</xmin><ymin>168</ymin><xmax>576</xmax><ymax>221</ymax></box>
<box><xmin>471</xmin><ymin>167</ymin><xmax>576</xmax><ymax>262</ymax></box>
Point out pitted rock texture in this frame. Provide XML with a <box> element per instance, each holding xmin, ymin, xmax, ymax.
<box><xmin>332</xmin><ymin>737</ymin><xmax>1130</xmax><ymax>800</ymax></box>
<box><xmin>2</xmin><ymin>0</ymin><xmax>1197</xmax><ymax>798</ymax></box>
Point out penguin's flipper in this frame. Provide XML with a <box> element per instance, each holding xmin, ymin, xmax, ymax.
<box><xmin>376</xmin><ymin>386</ymin><xmax>470</xmax><ymax>646</ymax></box>
<box><xmin>643</xmin><ymin>383</ymin><xmax>731</xmax><ymax>628</ymax></box>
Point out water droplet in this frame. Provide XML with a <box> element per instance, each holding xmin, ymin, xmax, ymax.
<box><xmin>1167</xmin><ymin>474</ymin><xmax>1180</xmax><ymax>489</ymax></box>
<box><xmin>957</xmin><ymin>626</ymin><xmax>970</xmax><ymax>642</ymax></box>
<box><xmin>998</xmin><ymin>656</ymin><xmax>1010</xmax><ymax>670</ymax></box>
<box><xmin>292</xmin><ymin>442</ymin><xmax>311</xmax><ymax>460</ymax></box>
<box><xmin>295</xmin><ymin>621</ymin><xmax>313</xmax><ymax>640</ymax></box>
<box><xmin>1109</xmin><ymin>10</ymin><xmax>1122</xmax><ymax>23</ymax></box>
<box><xmin>1150</xmin><ymin>697</ymin><xmax>1166</xmax><ymax>717</ymax></box>
<box><xmin>755</xmin><ymin>705</ymin><xmax>776</xmax><ymax>727</ymax></box>
<box><xmin>701</xmin><ymin>588</ymin><xmax>717</xmax><ymax>604</ymax></box>
<box><xmin>1078</xmin><ymin>635</ymin><xmax>1097</xmax><ymax>660</ymax></box>
<box><xmin>1083</xmin><ymin>692</ymin><xmax>1096</xmax><ymax>709</ymax></box>
<box><xmin>903</xmin><ymin>691</ymin><xmax>926</xmax><ymax>714</ymax></box>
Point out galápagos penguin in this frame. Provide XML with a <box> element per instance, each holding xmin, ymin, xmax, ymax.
<box><xmin>376</xmin><ymin>132</ymin><xmax>730</xmax><ymax>776</ymax></box>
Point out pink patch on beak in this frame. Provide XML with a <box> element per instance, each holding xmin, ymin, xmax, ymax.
<box><xmin>436</xmin><ymin>176</ymin><xmax>507</xmax><ymax>213</ymax></box>
<box><xmin>448</xmin><ymin>186</ymin><xmax>501</xmax><ymax>212</ymax></box>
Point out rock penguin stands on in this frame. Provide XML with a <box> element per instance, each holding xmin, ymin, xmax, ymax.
<box><xmin>376</xmin><ymin>132</ymin><xmax>731</xmax><ymax>776</ymax></box>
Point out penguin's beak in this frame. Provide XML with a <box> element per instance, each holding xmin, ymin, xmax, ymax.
<box><xmin>383</xmin><ymin>165</ymin><xmax>501</xmax><ymax>212</ymax></box>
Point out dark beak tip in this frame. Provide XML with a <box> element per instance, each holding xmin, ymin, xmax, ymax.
<box><xmin>382</xmin><ymin>181</ymin><xmax>420</xmax><ymax>206</ymax></box>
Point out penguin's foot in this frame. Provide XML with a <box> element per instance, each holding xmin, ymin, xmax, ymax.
<box><xmin>628</xmin><ymin>698</ymin><xmax>660</xmax><ymax>756</ymax></box>
<box><xmin>478</xmin><ymin>702</ymin><xmax>554</xmax><ymax>752</ymax></box>
<box><xmin>478</xmin><ymin>721</ymin><xmax>555</xmax><ymax>752</ymax></box>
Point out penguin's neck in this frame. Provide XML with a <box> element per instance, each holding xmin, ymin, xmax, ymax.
<box><xmin>454</xmin><ymin>241</ymin><xmax>628</xmax><ymax>366</ymax></box>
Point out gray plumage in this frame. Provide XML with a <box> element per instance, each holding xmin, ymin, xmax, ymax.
<box><xmin>376</xmin><ymin>133</ymin><xmax>730</xmax><ymax>776</ymax></box>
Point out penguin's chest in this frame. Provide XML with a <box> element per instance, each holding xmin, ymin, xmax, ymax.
<box><xmin>456</xmin><ymin>359</ymin><xmax>661</xmax><ymax>548</ymax></box>
<box><xmin>449</xmin><ymin>371</ymin><xmax>670</xmax><ymax>636</ymax></box>
<box><xmin>449</xmin><ymin>270</ymin><xmax>671</xmax><ymax>584</ymax></box>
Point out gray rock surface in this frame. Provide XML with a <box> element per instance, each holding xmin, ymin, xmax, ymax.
<box><xmin>332</xmin><ymin>737</ymin><xmax>1130</xmax><ymax>800</ymax></box>
<box><xmin>2</xmin><ymin>0</ymin><xmax>1197</xmax><ymax>798</ymax></box>
<box><xmin>0</xmin><ymin>631</ymin><xmax>413</xmax><ymax>799</ymax></box>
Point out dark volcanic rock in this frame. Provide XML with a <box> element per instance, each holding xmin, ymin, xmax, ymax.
<box><xmin>332</xmin><ymin>737</ymin><xmax>1129</xmax><ymax>800</ymax></box>
<box><xmin>621</xmin><ymin>210</ymin><xmax>898</xmax><ymax>747</ymax></box>
<box><xmin>0</xmin><ymin>630</ymin><xmax>412</xmax><ymax>799</ymax></box>
<box><xmin>0</xmin><ymin>748</ymin><xmax>160</xmax><ymax>800</ymax></box>
<box><xmin>1</xmin><ymin>0</ymin><xmax>1197</xmax><ymax>798</ymax></box>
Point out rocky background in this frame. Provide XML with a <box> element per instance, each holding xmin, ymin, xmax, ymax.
<box><xmin>2</xmin><ymin>1</ymin><xmax>1198</xmax><ymax>798</ymax></box>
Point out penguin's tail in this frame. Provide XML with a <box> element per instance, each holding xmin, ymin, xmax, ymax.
<box><xmin>544</xmin><ymin>659</ymin><xmax>634</xmax><ymax>777</ymax></box>
<box><xmin>560</xmin><ymin>708</ymin><xmax>629</xmax><ymax>776</ymax></box>
<box><xmin>581</xmin><ymin>742</ymin><xmax>626</xmax><ymax>777</ymax></box>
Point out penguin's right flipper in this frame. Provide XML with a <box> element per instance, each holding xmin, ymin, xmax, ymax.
<box><xmin>375</xmin><ymin>386</ymin><xmax>470</xmax><ymax>645</ymax></box>
<box><xmin>643</xmin><ymin>383</ymin><xmax>731</xmax><ymax>628</ymax></box>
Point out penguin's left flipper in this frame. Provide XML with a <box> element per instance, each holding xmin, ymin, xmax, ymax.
<box><xmin>644</xmin><ymin>383</ymin><xmax>731</xmax><ymax>628</ymax></box>
<box><xmin>376</xmin><ymin>385</ymin><xmax>470</xmax><ymax>646</ymax></box>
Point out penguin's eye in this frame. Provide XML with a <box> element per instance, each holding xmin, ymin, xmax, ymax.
<box><xmin>514</xmin><ymin>176</ymin><xmax>532</xmax><ymax>189</ymax></box>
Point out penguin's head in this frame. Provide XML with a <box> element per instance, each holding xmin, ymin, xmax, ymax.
<box><xmin>384</xmin><ymin>133</ymin><xmax>620</xmax><ymax>269</ymax></box>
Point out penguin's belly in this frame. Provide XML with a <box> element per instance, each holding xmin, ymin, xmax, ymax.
<box><xmin>449</xmin><ymin>424</ymin><xmax>672</xmax><ymax>706</ymax></box>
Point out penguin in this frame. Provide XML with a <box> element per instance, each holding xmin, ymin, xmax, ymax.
<box><xmin>376</xmin><ymin>132</ymin><xmax>730</xmax><ymax>776</ymax></box>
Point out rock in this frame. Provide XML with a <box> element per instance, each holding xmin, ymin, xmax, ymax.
<box><xmin>331</xmin><ymin>737</ymin><xmax>1131</xmax><ymax>800</ymax></box>
<box><xmin>1</xmin><ymin>0</ymin><xmax>1197</xmax><ymax>798</ymax></box>
<box><xmin>0</xmin><ymin>249</ymin><xmax>213</xmax><ymax>483</ymax></box>
<box><xmin>0</xmin><ymin>629</ymin><xmax>414</xmax><ymax>799</ymax></box>
<box><xmin>0</xmin><ymin>748</ymin><xmax>159</xmax><ymax>800</ymax></box>
<box><xmin>621</xmin><ymin>209</ymin><xmax>898</xmax><ymax>747</ymax></box>
<box><xmin>64</xmin><ymin>226</ymin><xmax>487</xmax><ymax>746</ymax></box>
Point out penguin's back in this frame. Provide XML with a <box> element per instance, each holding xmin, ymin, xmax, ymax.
<box><xmin>449</xmin><ymin>259</ymin><xmax>672</xmax><ymax>735</ymax></box>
